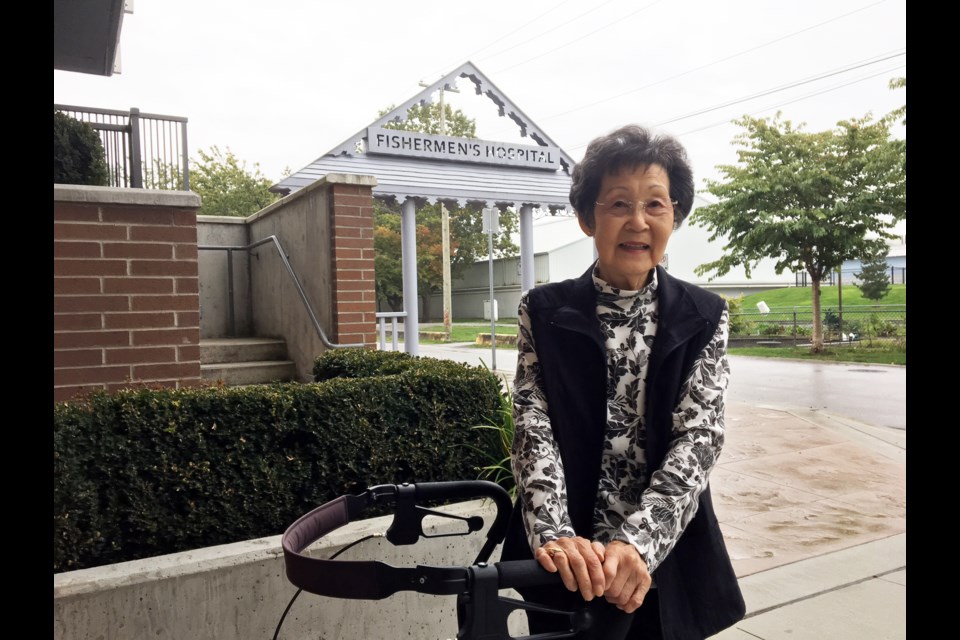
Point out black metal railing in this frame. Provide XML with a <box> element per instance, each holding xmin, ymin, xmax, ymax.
<box><xmin>729</xmin><ymin>304</ymin><xmax>906</xmax><ymax>346</ymax></box>
<box><xmin>794</xmin><ymin>267</ymin><xmax>906</xmax><ymax>287</ymax></box>
<box><xmin>54</xmin><ymin>104</ymin><xmax>190</xmax><ymax>190</ymax></box>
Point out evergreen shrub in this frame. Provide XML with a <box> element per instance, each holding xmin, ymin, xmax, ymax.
<box><xmin>54</xmin><ymin>351</ymin><xmax>501</xmax><ymax>572</ymax></box>
<box><xmin>54</xmin><ymin>110</ymin><xmax>109</xmax><ymax>186</ymax></box>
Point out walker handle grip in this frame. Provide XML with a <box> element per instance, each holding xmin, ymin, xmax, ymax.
<box><xmin>495</xmin><ymin>559</ymin><xmax>564</xmax><ymax>589</ymax></box>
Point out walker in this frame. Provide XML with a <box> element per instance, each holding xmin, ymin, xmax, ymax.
<box><xmin>277</xmin><ymin>480</ymin><xmax>627</xmax><ymax>639</ymax></box>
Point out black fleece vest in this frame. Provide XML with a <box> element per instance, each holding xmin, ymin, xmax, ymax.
<box><xmin>502</xmin><ymin>265</ymin><xmax>745</xmax><ymax>640</ymax></box>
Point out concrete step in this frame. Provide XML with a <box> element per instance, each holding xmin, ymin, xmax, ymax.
<box><xmin>201</xmin><ymin>360</ymin><xmax>297</xmax><ymax>386</ymax></box>
<box><xmin>200</xmin><ymin>338</ymin><xmax>288</xmax><ymax>365</ymax></box>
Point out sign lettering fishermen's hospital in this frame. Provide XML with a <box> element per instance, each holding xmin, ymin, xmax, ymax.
<box><xmin>366</xmin><ymin>126</ymin><xmax>560</xmax><ymax>170</ymax></box>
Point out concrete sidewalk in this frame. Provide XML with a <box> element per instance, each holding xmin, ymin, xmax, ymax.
<box><xmin>710</xmin><ymin>406</ymin><xmax>906</xmax><ymax>639</ymax></box>
<box><xmin>413</xmin><ymin>342</ymin><xmax>907</xmax><ymax>639</ymax></box>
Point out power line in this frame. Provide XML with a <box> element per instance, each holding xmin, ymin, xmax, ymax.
<box><xmin>400</xmin><ymin>0</ymin><xmax>635</xmax><ymax>134</ymax></box>
<box><xmin>672</xmin><ymin>65</ymin><xmax>906</xmax><ymax>138</ymax></box>
<box><xmin>509</xmin><ymin>0</ymin><xmax>892</xmax><ymax>127</ymax></box>
<box><xmin>565</xmin><ymin>63</ymin><xmax>905</xmax><ymax>152</ymax></box>
<box><xmin>424</xmin><ymin>0</ymin><xmax>578</xmax><ymax>80</ymax></box>
<box><xmin>490</xmin><ymin>0</ymin><xmax>667</xmax><ymax>75</ymax></box>
<box><xmin>654</xmin><ymin>50</ymin><xmax>904</xmax><ymax>127</ymax></box>
<box><xmin>474</xmin><ymin>0</ymin><xmax>622</xmax><ymax>64</ymax></box>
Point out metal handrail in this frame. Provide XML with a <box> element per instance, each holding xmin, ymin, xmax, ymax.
<box><xmin>199</xmin><ymin>235</ymin><xmax>363</xmax><ymax>349</ymax></box>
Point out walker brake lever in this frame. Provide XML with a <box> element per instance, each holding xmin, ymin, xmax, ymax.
<box><xmin>385</xmin><ymin>483</ymin><xmax>484</xmax><ymax>546</ymax></box>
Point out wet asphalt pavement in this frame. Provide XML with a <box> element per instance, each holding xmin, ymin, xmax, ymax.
<box><xmin>409</xmin><ymin>342</ymin><xmax>906</xmax><ymax>432</ymax></box>
<box><xmin>725</xmin><ymin>355</ymin><xmax>906</xmax><ymax>431</ymax></box>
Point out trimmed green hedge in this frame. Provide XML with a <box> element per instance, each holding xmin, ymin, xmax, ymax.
<box><xmin>312</xmin><ymin>348</ymin><xmax>425</xmax><ymax>380</ymax></box>
<box><xmin>54</xmin><ymin>351</ymin><xmax>501</xmax><ymax>573</ymax></box>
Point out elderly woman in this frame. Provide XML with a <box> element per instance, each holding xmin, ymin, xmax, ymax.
<box><xmin>501</xmin><ymin>125</ymin><xmax>745</xmax><ymax>639</ymax></box>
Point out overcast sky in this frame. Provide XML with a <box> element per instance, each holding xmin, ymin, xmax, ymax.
<box><xmin>53</xmin><ymin>0</ymin><xmax>906</xmax><ymax>198</ymax></box>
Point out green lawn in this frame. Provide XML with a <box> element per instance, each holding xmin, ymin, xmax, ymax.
<box><xmin>416</xmin><ymin>322</ymin><xmax>517</xmax><ymax>343</ymax></box>
<box><xmin>737</xmin><ymin>284</ymin><xmax>905</xmax><ymax>309</ymax></box>
<box><xmin>414</xmin><ymin>312</ymin><xmax>907</xmax><ymax>366</ymax></box>
<box><xmin>729</xmin><ymin>344</ymin><xmax>905</xmax><ymax>365</ymax></box>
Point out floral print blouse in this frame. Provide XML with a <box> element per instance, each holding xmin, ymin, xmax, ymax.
<box><xmin>511</xmin><ymin>267</ymin><xmax>730</xmax><ymax>574</ymax></box>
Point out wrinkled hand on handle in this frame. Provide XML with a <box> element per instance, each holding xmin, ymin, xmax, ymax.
<box><xmin>534</xmin><ymin>537</ymin><xmax>651</xmax><ymax>614</ymax></box>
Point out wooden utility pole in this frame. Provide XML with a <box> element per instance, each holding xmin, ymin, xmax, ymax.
<box><xmin>420</xmin><ymin>80</ymin><xmax>459</xmax><ymax>336</ymax></box>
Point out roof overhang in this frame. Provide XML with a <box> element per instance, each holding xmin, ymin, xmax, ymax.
<box><xmin>54</xmin><ymin>0</ymin><xmax>127</xmax><ymax>76</ymax></box>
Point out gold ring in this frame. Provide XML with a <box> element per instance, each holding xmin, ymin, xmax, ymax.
<box><xmin>545</xmin><ymin>547</ymin><xmax>565</xmax><ymax>557</ymax></box>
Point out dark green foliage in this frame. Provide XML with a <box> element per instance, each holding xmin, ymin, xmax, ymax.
<box><xmin>855</xmin><ymin>250</ymin><xmax>892</xmax><ymax>302</ymax></box>
<box><xmin>54</xmin><ymin>110</ymin><xmax>109</xmax><ymax>186</ymax></box>
<box><xmin>54</xmin><ymin>353</ymin><xmax>501</xmax><ymax>573</ymax></box>
<box><xmin>758</xmin><ymin>323</ymin><xmax>786</xmax><ymax>336</ymax></box>
<box><xmin>312</xmin><ymin>348</ymin><xmax>420</xmax><ymax>380</ymax></box>
<box><xmin>470</xmin><ymin>380</ymin><xmax>516</xmax><ymax>499</ymax></box>
<box><xmin>824</xmin><ymin>310</ymin><xmax>841</xmax><ymax>333</ymax></box>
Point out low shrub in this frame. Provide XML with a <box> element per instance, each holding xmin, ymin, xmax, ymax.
<box><xmin>758</xmin><ymin>323</ymin><xmax>786</xmax><ymax>336</ymax></box>
<box><xmin>722</xmin><ymin>294</ymin><xmax>755</xmax><ymax>337</ymax></box>
<box><xmin>54</xmin><ymin>352</ymin><xmax>501</xmax><ymax>573</ymax></box>
<box><xmin>867</xmin><ymin>314</ymin><xmax>900</xmax><ymax>338</ymax></box>
<box><xmin>54</xmin><ymin>110</ymin><xmax>109</xmax><ymax>186</ymax></box>
<box><xmin>312</xmin><ymin>347</ymin><xmax>418</xmax><ymax>380</ymax></box>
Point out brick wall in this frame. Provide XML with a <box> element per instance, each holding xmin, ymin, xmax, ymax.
<box><xmin>329</xmin><ymin>183</ymin><xmax>377</xmax><ymax>345</ymax></box>
<box><xmin>54</xmin><ymin>186</ymin><xmax>202</xmax><ymax>403</ymax></box>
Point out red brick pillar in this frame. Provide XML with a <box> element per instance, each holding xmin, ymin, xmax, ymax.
<box><xmin>54</xmin><ymin>186</ymin><xmax>202</xmax><ymax>402</ymax></box>
<box><xmin>329</xmin><ymin>182</ymin><xmax>377</xmax><ymax>346</ymax></box>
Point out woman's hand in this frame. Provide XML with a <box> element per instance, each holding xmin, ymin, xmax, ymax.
<box><xmin>601</xmin><ymin>540</ymin><xmax>652</xmax><ymax>614</ymax></box>
<box><xmin>535</xmin><ymin>536</ymin><xmax>607</xmax><ymax>601</ymax></box>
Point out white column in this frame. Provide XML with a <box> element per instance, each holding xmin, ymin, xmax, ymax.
<box><xmin>519</xmin><ymin>205</ymin><xmax>535</xmax><ymax>293</ymax></box>
<box><xmin>400</xmin><ymin>198</ymin><xmax>419</xmax><ymax>355</ymax></box>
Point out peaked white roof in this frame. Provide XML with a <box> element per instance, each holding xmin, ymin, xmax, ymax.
<box><xmin>272</xmin><ymin>61</ymin><xmax>575</xmax><ymax>212</ymax></box>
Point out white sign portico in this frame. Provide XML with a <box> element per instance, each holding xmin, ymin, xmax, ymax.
<box><xmin>366</xmin><ymin>126</ymin><xmax>561</xmax><ymax>170</ymax></box>
<box><xmin>273</xmin><ymin>61</ymin><xmax>577</xmax><ymax>360</ymax></box>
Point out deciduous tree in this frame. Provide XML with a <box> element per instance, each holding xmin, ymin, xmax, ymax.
<box><xmin>374</xmin><ymin>200</ymin><xmax>518</xmax><ymax>317</ymax></box>
<box><xmin>189</xmin><ymin>146</ymin><xmax>280</xmax><ymax>217</ymax></box>
<box><xmin>690</xmin><ymin>110</ymin><xmax>905</xmax><ymax>352</ymax></box>
<box><xmin>379</xmin><ymin>102</ymin><xmax>477</xmax><ymax>138</ymax></box>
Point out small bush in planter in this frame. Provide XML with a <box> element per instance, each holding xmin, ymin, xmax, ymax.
<box><xmin>54</xmin><ymin>110</ymin><xmax>109</xmax><ymax>186</ymax></box>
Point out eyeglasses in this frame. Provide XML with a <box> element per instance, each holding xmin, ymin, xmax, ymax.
<box><xmin>594</xmin><ymin>198</ymin><xmax>678</xmax><ymax>218</ymax></box>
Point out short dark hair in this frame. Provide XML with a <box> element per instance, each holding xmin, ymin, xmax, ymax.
<box><xmin>569</xmin><ymin>124</ymin><xmax>694</xmax><ymax>230</ymax></box>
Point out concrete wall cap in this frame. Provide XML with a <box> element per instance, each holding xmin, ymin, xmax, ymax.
<box><xmin>54</xmin><ymin>184</ymin><xmax>201</xmax><ymax>208</ymax></box>
<box><xmin>196</xmin><ymin>215</ymin><xmax>247</xmax><ymax>225</ymax></box>
<box><xmin>53</xmin><ymin>497</ymin><xmax>490</xmax><ymax>598</ymax></box>
<box><xmin>247</xmin><ymin>173</ymin><xmax>377</xmax><ymax>224</ymax></box>
<box><xmin>322</xmin><ymin>173</ymin><xmax>378</xmax><ymax>187</ymax></box>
